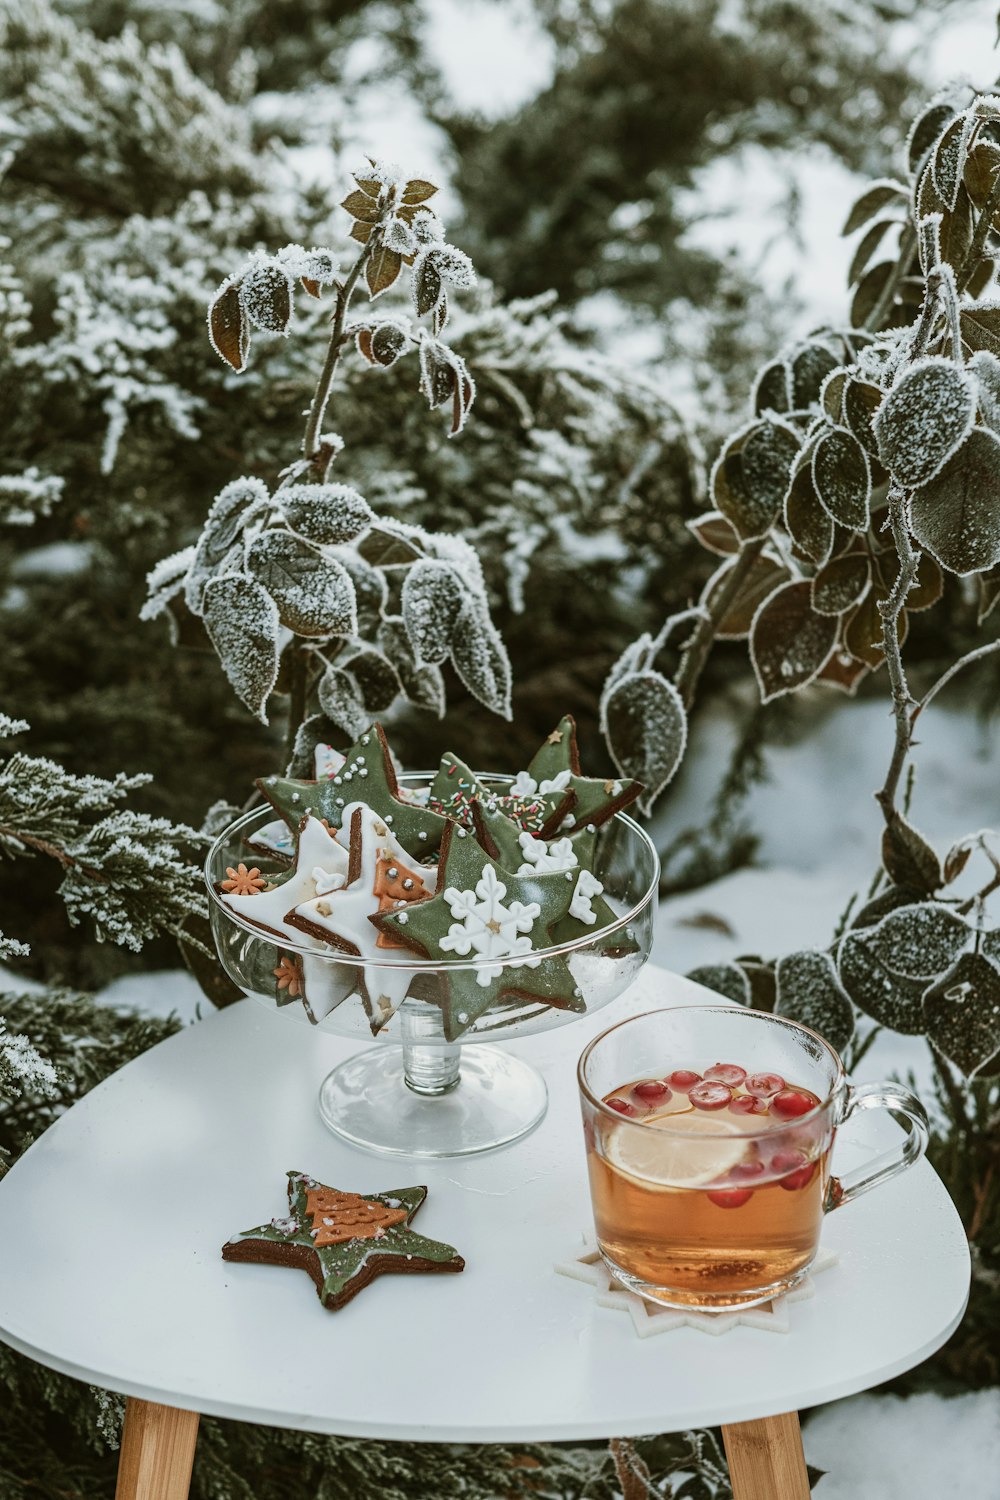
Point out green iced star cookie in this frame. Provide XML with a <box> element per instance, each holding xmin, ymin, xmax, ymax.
<box><xmin>257</xmin><ymin>723</ymin><xmax>449</xmax><ymax>858</ymax></box>
<box><xmin>221</xmin><ymin>1172</ymin><xmax>464</xmax><ymax>1311</ymax></box>
<box><xmin>427</xmin><ymin>753</ymin><xmax>565</xmax><ymax>835</ymax></box>
<box><xmin>372</xmin><ymin>824</ymin><xmax>587</xmax><ymax>1040</ymax></box>
<box><xmin>522</xmin><ymin>715</ymin><xmax>642</xmax><ymax>834</ymax></box>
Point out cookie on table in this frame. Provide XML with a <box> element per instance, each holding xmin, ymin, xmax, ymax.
<box><xmin>372</xmin><ymin>823</ymin><xmax>587</xmax><ymax>1041</ymax></box>
<box><xmin>222</xmin><ymin>1172</ymin><xmax>464</xmax><ymax>1311</ymax></box>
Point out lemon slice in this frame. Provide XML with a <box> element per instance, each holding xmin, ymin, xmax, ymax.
<box><xmin>604</xmin><ymin>1111</ymin><xmax>749</xmax><ymax>1189</ymax></box>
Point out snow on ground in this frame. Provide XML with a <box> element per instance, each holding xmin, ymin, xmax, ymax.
<box><xmin>92</xmin><ymin>969</ymin><xmax>205</xmax><ymax>1025</ymax></box>
<box><xmin>803</xmin><ymin>1389</ymin><xmax>1000</xmax><ymax>1500</ymax></box>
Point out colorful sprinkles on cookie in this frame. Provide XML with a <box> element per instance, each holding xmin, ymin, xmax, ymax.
<box><xmin>222</xmin><ymin>1172</ymin><xmax>465</xmax><ymax>1311</ymax></box>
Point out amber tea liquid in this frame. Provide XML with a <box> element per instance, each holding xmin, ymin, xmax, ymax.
<box><xmin>587</xmin><ymin>1063</ymin><xmax>833</xmax><ymax>1307</ymax></box>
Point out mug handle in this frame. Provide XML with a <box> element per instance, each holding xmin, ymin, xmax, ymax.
<box><xmin>825</xmin><ymin>1080</ymin><xmax>930</xmax><ymax>1211</ymax></box>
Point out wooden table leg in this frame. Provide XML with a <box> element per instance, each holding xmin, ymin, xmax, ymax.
<box><xmin>114</xmin><ymin>1397</ymin><xmax>200</xmax><ymax>1500</ymax></box>
<box><xmin>721</xmin><ymin>1411</ymin><xmax>811</xmax><ymax>1500</ymax></box>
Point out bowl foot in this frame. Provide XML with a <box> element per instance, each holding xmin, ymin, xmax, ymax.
<box><xmin>317</xmin><ymin>1045</ymin><xmax>548</xmax><ymax>1157</ymax></box>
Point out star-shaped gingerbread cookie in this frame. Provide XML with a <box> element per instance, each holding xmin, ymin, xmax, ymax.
<box><xmin>518</xmin><ymin>715</ymin><xmax>642</xmax><ymax>834</ymax></box>
<box><xmin>222</xmin><ymin>1172</ymin><xmax>464</xmax><ymax>1311</ymax></box>
<box><xmin>372</xmin><ymin>824</ymin><xmax>587</xmax><ymax>1040</ymax></box>
<box><xmin>257</xmin><ymin>724</ymin><xmax>449</xmax><ymax>859</ymax></box>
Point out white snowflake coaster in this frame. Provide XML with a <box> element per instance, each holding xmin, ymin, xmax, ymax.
<box><xmin>555</xmin><ymin>1233</ymin><xmax>838</xmax><ymax>1336</ymax></box>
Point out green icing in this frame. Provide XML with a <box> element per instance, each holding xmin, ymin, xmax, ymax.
<box><xmin>427</xmin><ymin>754</ymin><xmax>558</xmax><ymax>835</ymax></box>
<box><xmin>472</xmin><ymin>802</ymin><xmax>635</xmax><ymax>953</ymax></box>
<box><xmin>257</xmin><ymin>724</ymin><xmax>449</xmax><ymax>859</ymax></box>
<box><xmin>374</xmin><ymin>826</ymin><xmax>586</xmax><ymax>1040</ymax></box>
<box><xmin>229</xmin><ymin>1172</ymin><xmax>462</xmax><ymax>1307</ymax></box>
<box><xmin>525</xmin><ymin>715</ymin><xmax>643</xmax><ymax>833</ymax></box>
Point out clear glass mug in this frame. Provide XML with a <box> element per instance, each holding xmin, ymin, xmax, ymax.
<box><xmin>577</xmin><ymin>1006</ymin><xmax>929</xmax><ymax>1310</ymax></box>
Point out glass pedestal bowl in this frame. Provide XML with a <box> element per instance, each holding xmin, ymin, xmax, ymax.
<box><xmin>205</xmin><ymin>774</ymin><xmax>659</xmax><ymax>1157</ymax></box>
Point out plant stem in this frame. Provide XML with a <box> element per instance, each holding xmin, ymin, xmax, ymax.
<box><xmin>874</xmin><ymin>484</ymin><xmax>920</xmax><ymax>825</ymax></box>
<box><xmin>674</xmin><ymin>538</ymin><xmax>765</xmax><ymax>708</ymax></box>
<box><xmin>863</xmin><ymin>223</ymin><xmax>916</xmax><ymax>333</ymax></box>
<box><xmin>301</xmin><ymin>238</ymin><xmax>376</xmax><ymax>474</ymax></box>
<box><xmin>912</xmin><ymin>637</ymin><xmax>1000</xmax><ymax>724</ymax></box>
<box><xmin>0</xmin><ymin>827</ymin><xmax>105</xmax><ymax>881</ymax></box>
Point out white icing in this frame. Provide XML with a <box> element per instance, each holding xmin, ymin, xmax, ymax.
<box><xmin>568</xmin><ymin>868</ymin><xmax>604</xmax><ymax>925</ymax></box>
<box><xmin>220</xmin><ymin>817</ymin><xmax>350</xmax><ymax>946</ymax></box>
<box><xmin>516</xmin><ymin>830</ymin><xmax>577</xmax><ymax>875</ymax></box>
<box><xmin>249</xmin><ymin>817</ymin><xmax>295</xmax><ymax>856</ymax></box>
<box><xmin>312</xmin><ymin>865</ymin><xmax>346</xmax><ymax>896</ymax></box>
<box><xmin>314</xmin><ymin>743</ymin><xmax>347</xmax><ymax>779</ymax></box>
<box><xmin>292</xmin><ymin>802</ymin><xmax>438</xmax><ymax>1021</ymax></box>
<box><xmin>510</xmin><ymin>768</ymin><xmax>572</xmax><ymax>799</ymax></box>
<box><xmin>439</xmin><ymin>865</ymin><xmax>542</xmax><ymax>987</ymax></box>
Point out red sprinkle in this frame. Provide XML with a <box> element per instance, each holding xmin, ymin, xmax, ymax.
<box><xmin>704</xmin><ymin>1062</ymin><xmax>747</xmax><ymax>1087</ymax></box>
<box><xmin>746</xmin><ymin>1072</ymin><xmax>785</xmax><ymax>1097</ymax></box>
<box><xmin>689</xmin><ymin>1080</ymin><xmax>733</xmax><ymax>1110</ymax></box>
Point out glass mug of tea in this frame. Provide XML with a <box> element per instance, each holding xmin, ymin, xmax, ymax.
<box><xmin>577</xmin><ymin>1006</ymin><xmax>929</xmax><ymax>1310</ymax></box>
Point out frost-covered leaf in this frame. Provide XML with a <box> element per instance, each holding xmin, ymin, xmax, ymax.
<box><xmin>842</xmin><ymin>179</ymin><xmax>907</xmax><ymax>236</ymax></box>
<box><xmin>923</xmin><ymin>953</ymin><xmax>1000</xmax><ymax>1077</ymax></box>
<box><xmin>600</xmin><ymin>635</ymin><xmax>654</xmax><ymax>713</ymax></box>
<box><xmin>402</xmin><ymin>179</ymin><xmax>438</xmax><ymax>205</ymax></box>
<box><xmin>917</xmin><ymin>169</ymin><xmax>973</xmax><ymax>271</ymax></box>
<box><xmin>378</xmin><ymin>617</ymin><xmax>446</xmax><ymax>716</ymax></box>
<box><xmin>851</xmin><ymin>884</ymin><xmax>928</xmax><ymax>930</ymax></box>
<box><xmin>711</xmin><ymin>418</ymin><xmax>799</xmax><ymax>541</ymax></box>
<box><xmin>240</xmin><ymin>258</ymin><xmax>293</xmax><ymax>334</ymax></box>
<box><xmin>340</xmin><ymin>649</ymin><xmax>401</xmax><ymax>713</ymax></box>
<box><xmin>960</xmin><ymin>302</ymin><xmax>1000</xmax><ymax>358</ymax></box>
<box><xmin>908</xmin><ymin>104</ymin><xmax>955</xmax><ymax>171</ymax></box>
<box><xmin>784</xmin><ymin>465</ymin><xmax>834</xmax><ymax>565</ymax></box>
<box><xmin>737</xmin><ymin>959</ymin><xmax>777</xmax><ymax>1012</ymax></box>
<box><xmin>752</xmin><ymin>359</ymin><xmax>792</xmax><ymax>415</ymax></box>
<box><xmin>246</xmin><ymin>530</ymin><xmax>356</xmax><ymax>637</ymax></box>
<box><xmin>317</xmin><ymin>666</ymin><xmax>369</xmax><ymax>740</ymax></box>
<box><xmin>700</xmin><ymin>553</ymin><xmax>790</xmax><ymax>640</ymax></box>
<box><xmin>791</xmin><ymin>343</ymin><xmax>840</xmax><ymax>409</ymax></box>
<box><xmin>142</xmin><ymin>545</ymin><xmax>195</xmax><ymax>628</ymax></box>
<box><xmin>848</xmin><ymin>219</ymin><xmax>896</xmax><ymax>288</ymax></box>
<box><xmin>367</xmin><ymin>243</ymin><xmax>402</xmax><ymax>298</ymax></box>
<box><xmin>964</xmin><ymin>139</ymin><xmax>1000</xmax><ymax>206</ymax></box>
<box><xmin>907</xmin><ymin>552</ymin><xmax>944</xmax><ymax>612</ymax></box>
<box><xmin>843</xmin><ymin>589</ymin><xmax>905</xmax><ymax>669</ymax></box>
<box><xmin>931</xmin><ymin>117</ymin><xmax>968</xmax><ymax>212</ymax></box>
<box><xmin>750</xmin><ymin>581</ymin><xmax>838</xmax><ymax>703</ymax></box>
<box><xmin>450</xmin><ymin>599</ymin><xmax>512</xmax><ymax>718</ymax></box>
<box><xmin>842</xmin><ymin>376</ymin><xmax>883</xmax><ymax>459</ymax></box>
<box><xmin>812</xmin><ymin>428</ymin><xmax>870</xmax><ymax>531</ymax></box>
<box><xmin>277</xmin><ymin>483</ymin><xmax>374</xmax><ymax>546</ymax></box>
<box><xmin>412</xmin><ymin>252</ymin><xmax>443</xmax><ymax>318</ymax></box>
<box><xmin>335</xmin><ymin>550</ymin><xmax>389</xmax><ymax>629</ymax></box>
<box><xmin>978</xmin><ymin>566</ymin><xmax>1000</xmax><ymax>622</ymax></box>
<box><xmin>687</xmin><ymin>510</ymin><xmax>740</xmax><ymax>556</ymax></box>
<box><xmin>687</xmin><ymin>964</ymin><xmax>750</xmax><ymax>1006</ymax></box>
<box><xmin>208</xmin><ymin>279</ymin><xmax>249</xmax><ymax>371</ymax></box>
<box><xmin>342</xmin><ymin>188</ymin><xmax>380</xmax><ymax>223</ymax></box>
<box><xmin>358</xmin><ymin>522</ymin><xmax>425</xmax><ymax>567</ymax></box>
<box><xmin>202</xmin><ymin>574</ymin><xmax>279</xmax><ymax>722</ymax></box>
<box><xmin>873</xmin><ymin>358</ymin><xmax>975</xmax><ymax>486</ymax></box>
<box><xmin>815</xmin><ymin>650</ymin><xmax>869</xmax><ymax>696</ymax></box>
<box><xmin>910</xmin><ymin>428</ymin><xmax>1000</xmax><ymax>576</ymax></box>
<box><xmin>418</xmin><ymin>338</ymin><xmax>476</xmax><ymax>435</ymax></box>
<box><xmin>185</xmin><ymin>477</ymin><xmax>270</xmax><ymax>615</ymax></box>
<box><xmin>775</xmin><ymin>950</ymin><xmax>855</xmax><ymax>1055</ymax></box>
<box><xmin>370</xmin><ymin>322</ymin><xmax>408</xmax><ymax>367</ymax></box>
<box><xmin>882</xmin><ymin>813</ymin><xmax>941</xmax><ymax>893</ymax></box>
<box><xmin>837</xmin><ymin>930</ymin><xmax>927</xmax><ymax>1033</ymax></box>
<box><xmin>811</xmin><ymin>554</ymin><xmax>870</xmax><ymax>616</ymax></box>
<box><xmin>850</xmin><ymin>261</ymin><xmax>893</xmax><ymax>329</ymax></box>
<box><xmin>402</xmin><ymin>558</ymin><xmax>466</xmax><ymax>664</ymax></box>
<box><xmin>287</xmin><ymin>713</ymin><xmax>340</xmax><ymax>778</ymax></box>
<box><xmin>969</xmin><ymin>349</ymin><xmax>1000</xmax><ymax>435</ymax></box>
<box><xmin>866</xmin><ymin>902</ymin><xmax>971</xmax><ymax>978</ymax></box>
<box><xmin>603</xmin><ymin>670</ymin><xmax>686</xmax><ymax>814</ymax></box>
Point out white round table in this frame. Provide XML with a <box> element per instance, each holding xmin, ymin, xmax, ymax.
<box><xmin>0</xmin><ymin>967</ymin><xmax>970</xmax><ymax>1500</ymax></box>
